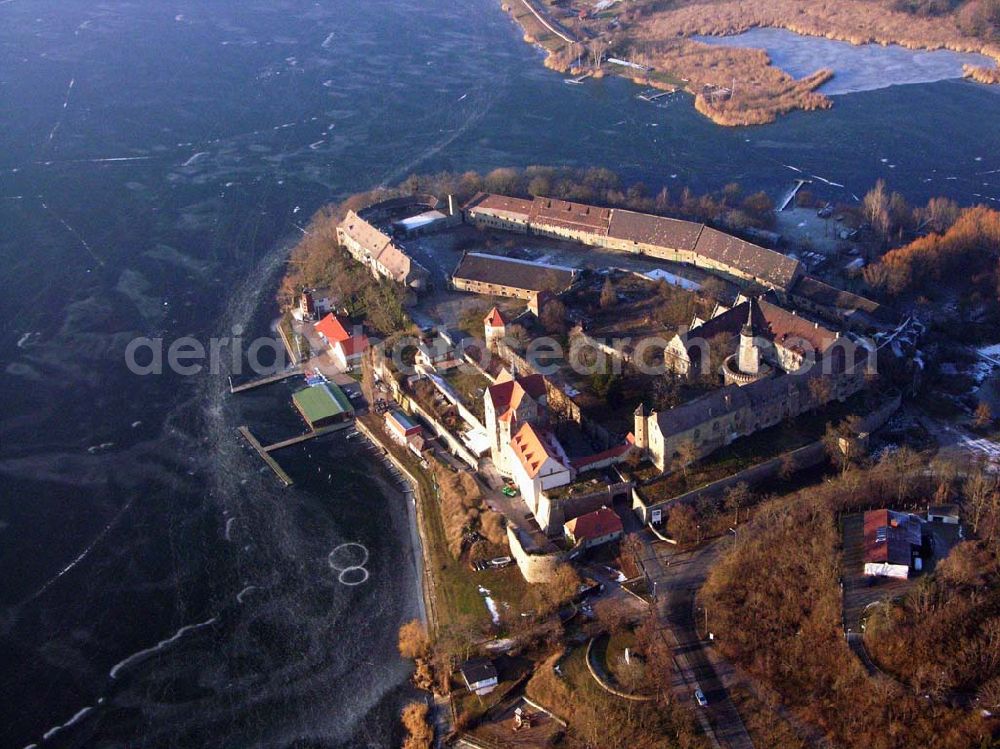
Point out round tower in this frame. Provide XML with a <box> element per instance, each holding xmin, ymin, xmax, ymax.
<box><xmin>633</xmin><ymin>402</ymin><xmax>649</xmax><ymax>450</ymax></box>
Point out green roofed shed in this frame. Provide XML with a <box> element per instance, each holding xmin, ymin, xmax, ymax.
<box><xmin>293</xmin><ymin>383</ymin><xmax>354</xmax><ymax>428</ymax></box>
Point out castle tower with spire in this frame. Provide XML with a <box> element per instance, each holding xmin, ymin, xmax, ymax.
<box><xmin>738</xmin><ymin>302</ymin><xmax>760</xmax><ymax>376</ymax></box>
<box><xmin>723</xmin><ymin>297</ymin><xmax>771</xmax><ymax>387</ymax></box>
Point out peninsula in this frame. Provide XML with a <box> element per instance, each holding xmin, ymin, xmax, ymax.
<box><xmin>501</xmin><ymin>0</ymin><xmax>1000</xmax><ymax>125</ymax></box>
<box><xmin>274</xmin><ymin>166</ymin><xmax>1000</xmax><ymax>747</ymax></box>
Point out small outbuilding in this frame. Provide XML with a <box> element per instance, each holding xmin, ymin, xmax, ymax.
<box><xmin>927</xmin><ymin>504</ymin><xmax>960</xmax><ymax>525</ymax></box>
<box><xmin>460</xmin><ymin>657</ymin><xmax>498</xmax><ymax>696</ymax></box>
<box><xmin>564</xmin><ymin>506</ymin><xmax>624</xmax><ymax>549</ymax></box>
<box><xmin>385</xmin><ymin>409</ymin><xmax>422</xmax><ymax>445</ymax></box>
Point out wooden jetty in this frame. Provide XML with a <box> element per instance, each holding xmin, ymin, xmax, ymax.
<box><xmin>237</xmin><ymin>426</ymin><xmax>293</xmax><ymax>486</ymax></box>
<box><xmin>229</xmin><ymin>365</ymin><xmax>304</xmax><ymax>394</ymax></box>
<box><xmin>263</xmin><ymin>421</ymin><xmax>353</xmax><ymax>453</ymax></box>
<box><xmin>778</xmin><ymin>179</ymin><xmax>811</xmax><ymax>212</ymax></box>
<box><xmin>565</xmin><ymin>73</ymin><xmax>591</xmax><ymax>85</ymax></box>
<box><xmin>637</xmin><ymin>89</ymin><xmax>672</xmax><ymax>102</ymax></box>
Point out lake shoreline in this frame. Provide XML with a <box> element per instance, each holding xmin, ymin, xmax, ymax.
<box><xmin>496</xmin><ymin>0</ymin><xmax>1000</xmax><ymax>126</ymax></box>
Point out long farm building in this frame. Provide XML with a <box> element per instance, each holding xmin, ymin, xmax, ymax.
<box><xmin>463</xmin><ymin>192</ymin><xmax>803</xmax><ymax>291</ymax></box>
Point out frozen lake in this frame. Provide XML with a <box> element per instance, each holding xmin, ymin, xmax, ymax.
<box><xmin>695</xmin><ymin>27</ymin><xmax>997</xmax><ymax>95</ymax></box>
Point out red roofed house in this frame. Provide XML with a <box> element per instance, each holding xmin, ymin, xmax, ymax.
<box><xmin>509</xmin><ymin>422</ymin><xmax>573</xmax><ymax>513</ymax></box>
<box><xmin>863</xmin><ymin>509</ymin><xmax>923</xmax><ymax>579</ymax></box>
<box><xmin>314</xmin><ymin>313</ymin><xmax>369</xmax><ymax>371</ymax></box>
<box><xmin>484</xmin><ymin>368</ymin><xmax>548</xmax><ymax>476</ymax></box>
<box><xmin>564</xmin><ymin>506</ymin><xmax>624</xmax><ymax>549</ymax></box>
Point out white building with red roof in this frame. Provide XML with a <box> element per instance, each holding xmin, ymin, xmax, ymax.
<box><xmin>314</xmin><ymin>313</ymin><xmax>369</xmax><ymax>371</ymax></box>
<box><xmin>564</xmin><ymin>506</ymin><xmax>623</xmax><ymax>549</ymax></box>
<box><xmin>483</xmin><ymin>368</ymin><xmax>548</xmax><ymax>476</ymax></box>
<box><xmin>484</xmin><ymin>306</ymin><xmax>507</xmax><ymax>351</ymax></box>
<box><xmin>509</xmin><ymin>422</ymin><xmax>573</xmax><ymax>512</ymax></box>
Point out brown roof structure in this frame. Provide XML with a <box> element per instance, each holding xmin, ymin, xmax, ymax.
<box><xmin>340</xmin><ymin>211</ymin><xmax>392</xmax><ymax>257</ymax></box>
<box><xmin>465</xmin><ymin>194</ymin><xmax>802</xmax><ymax>289</ymax></box>
<box><xmin>694</xmin><ymin>226</ymin><xmax>802</xmax><ymax>289</ymax></box>
<box><xmin>607</xmin><ymin>209</ymin><xmax>704</xmax><ymax>251</ymax></box>
<box><xmin>376</xmin><ymin>243</ymin><xmax>418</xmax><ymax>284</ymax></box>
<box><xmin>655</xmin><ymin>368</ymin><xmax>822</xmax><ymax>438</ymax></box>
<box><xmin>864</xmin><ymin>509</ymin><xmax>921</xmax><ymax>566</ymax></box>
<box><xmin>792</xmin><ymin>275</ymin><xmax>887</xmax><ymax>319</ymax></box>
<box><xmin>464</xmin><ymin>192</ymin><xmax>534</xmax><ymax>221</ymax></box>
<box><xmin>529</xmin><ymin>197</ymin><xmax>612</xmax><ymax>235</ymax></box>
<box><xmin>686</xmin><ymin>298</ymin><xmax>842</xmax><ymax>359</ymax></box>
<box><xmin>339</xmin><ymin>211</ymin><xmax>427</xmax><ymax>285</ymax></box>
<box><xmin>452</xmin><ymin>253</ymin><xmax>575</xmax><ymax>294</ymax></box>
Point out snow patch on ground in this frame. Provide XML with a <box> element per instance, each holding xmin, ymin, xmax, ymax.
<box><xmin>478</xmin><ymin>586</ymin><xmax>500</xmax><ymax>625</ymax></box>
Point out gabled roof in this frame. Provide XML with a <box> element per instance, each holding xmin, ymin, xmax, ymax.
<box><xmin>694</xmin><ymin>226</ymin><xmax>802</xmax><ymax>289</ymax></box>
<box><xmin>608</xmin><ymin>209</ymin><xmax>704</xmax><ymax>251</ymax></box>
<box><xmin>654</xmin><ymin>368</ymin><xmax>821</xmax><ymax>438</ymax></box>
<box><xmin>485</xmin><ymin>306</ymin><xmax>507</xmax><ymax>328</ymax></box>
<box><xmin>315</xmin><ymin>313</ymin><xmax>352</xmax><ymax>343</ymax></box>
<box><xmin>460</xmin><ymin>657</ymin><xmax>497</xmax><ymax>685</ymax></box>
<box><xmin>864</xmin><ymin>509</ymin><xmax>921</xmax><ymax>566</ymax></box>
<box><xmin>452</xmin><ymin>253</ymin><xmax>575</xmax><ymax>294</ymax></box>
<box><xmin>565</xmin><ymin>507</ymin><xmax>623</xmax><ymax>541</ymax></box>
<box><xmin>336</xmin><ymin>333</ymin><xmax>368</xmax><ymax>358</ymax></box>
<box><xmin>510</xmin><ymin>423</ymin><xmax>568</xmax><ymax>479</ymax></box>
<box><xmin>340</xmin><ymin>211</ymin><xmax>392</xmax><ymax>257</ymax></box>
<box><xmin>339</xmin><ymin>211</ymin><xmax>427</xmax><ymax>284</ymax></box>
<box><xmin>792</xmin><ymin>275</ymin><xmax>884</xmax><ymax>317</ymax></box>
<box><xmin>529</xmin><ymin>196</ymin><xmax>612</xmax><ymax>235</ymax></box>
<box><xmin>487</xmin><ymin>373</ymin><xmax>546</xmax><ymax>414</ymax></box>
<box><xmin>464</xmin><ymin>192</ymin><xmax>534</xmax><ymax>221</ymax></box>
<box><xmin>685</xmin><ymin>298</ymin><xmax>842</xmax><ymax>359</ymax></box>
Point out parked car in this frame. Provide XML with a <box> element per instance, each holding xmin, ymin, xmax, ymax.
<box><xmin>501</xmin><ymin>486</ymin><xmax>518</xmax><ymax>497</ymax></box>
<box><xmin>488</xmin><ymin>556</ymin><xmax>513</xmax><ymax>569</ymax></box>
<box><xmin>694</xmin><ymin>689</ymin><xmax>708</xmax><ymax>708</ymax></box>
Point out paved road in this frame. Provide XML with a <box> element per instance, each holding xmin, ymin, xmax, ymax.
<box><xmin>916</xmin><ymin>408</ymin><xmax>1000</xmax><ymax>470</ymax></box>
<box><xmin>635</xmin><ymin>534</ymin><xmax>754</xmax><ymax>749</ymax></box>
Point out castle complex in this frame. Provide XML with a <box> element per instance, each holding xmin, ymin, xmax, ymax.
<box><xmin>636</xmin><ymin>297</ymin><xmax>870</xmax><ymax>471</ymax></box>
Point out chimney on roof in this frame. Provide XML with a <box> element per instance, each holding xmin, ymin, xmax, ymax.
<box><xmin>448</xmin><ymin>194</ymin><xmax>455</xmax><ymax>216</ymax></box>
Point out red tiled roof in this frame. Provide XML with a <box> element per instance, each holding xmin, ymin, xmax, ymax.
<box><xmin>487</xmin><ymin>373</ymin><xmax>546</xmax><ymax>413</ymax></box>
<box><xmin>315</xmin><ymin>313</ymin><xmax>351</xmax><ymax>342</ymax></box>
<box><xmin>336</xmin><ymin>334</ymin><xmax>368</xmax><ymax>358</ymax></box>
<box><xmin>510</xmin><ymin>422</ymin><xmax>566</xmax><ymax>478</ymax></box>
<box><xmin>485</xmin><ymin>306</ymin><xmax>507</xmax><ymax>328</ymax></box>
<box><xmin>565</xmin><ymin>507</ymin><xmax>623</xmax><ymax>541</ymax></box>
<box><xmin>571</xmin><ymin>443</ymin><xmax>631</xmax><ymax>470</ymax></box>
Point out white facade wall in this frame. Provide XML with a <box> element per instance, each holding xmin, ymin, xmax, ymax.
<box><xmin>864</xmin><ymin>562</ymin><xmax>910</xmax><ymax>579</ymax></box>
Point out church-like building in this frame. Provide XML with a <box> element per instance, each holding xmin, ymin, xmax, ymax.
<box><xmin>636</xmin><ymin>298</ymin><xmax>871</xmax><ymax>472</ymax></box>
